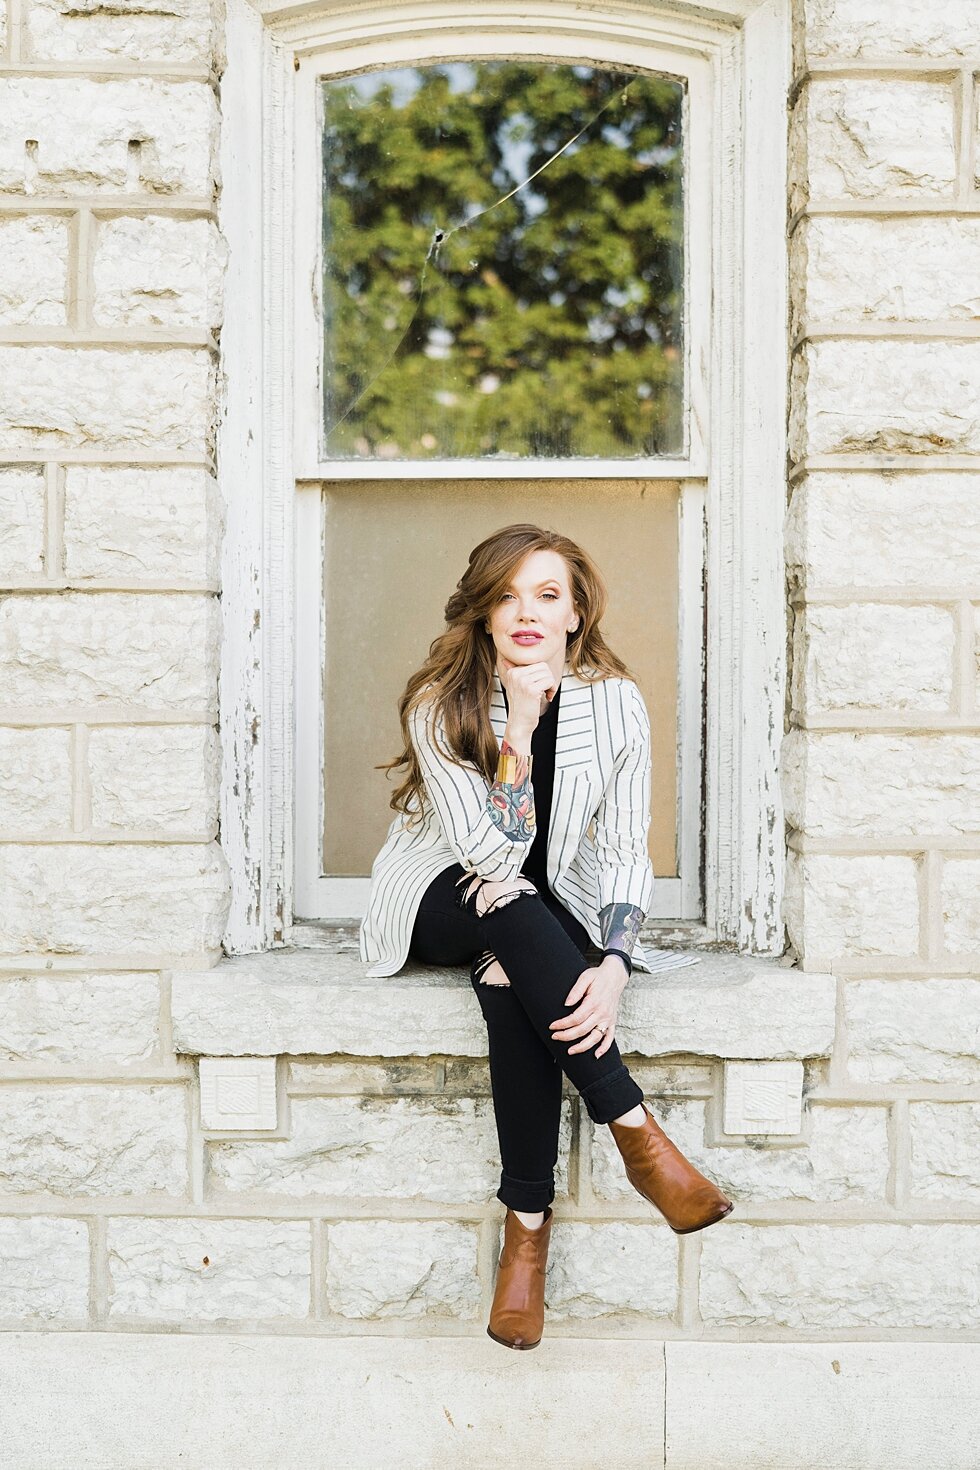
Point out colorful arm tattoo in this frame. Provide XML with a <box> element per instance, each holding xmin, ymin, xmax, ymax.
<box><xmin>486</xmin><ymin>740</ymin><xmax>536</xmax><ymax>842</ymax></box>
<box><xmin>599</xmin><ymin>902</ymin><xmax>644</xmax><ymax>965</ymax></box>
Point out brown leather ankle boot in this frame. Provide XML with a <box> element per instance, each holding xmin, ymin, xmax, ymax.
<box><xmin>487</xmin><ymin>1205</ymin><xmax>553</xmax><ymax>1350</ymax></box>
<box><xmin>608</xmin><ymin>1103</ymin><xmax>735</xmax><ymax>1234</ymax></box>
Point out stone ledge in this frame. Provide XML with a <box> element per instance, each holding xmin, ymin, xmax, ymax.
<box><xmin>170</xmin><ymin>936</ymin><xmax>836</xmax><ymax>1061</ymax></box>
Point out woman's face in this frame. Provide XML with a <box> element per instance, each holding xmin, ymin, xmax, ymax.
<box><xmin>486</xmin><ymin>548</ymin><xmax>580</xmax><ymax>678</ymax></box>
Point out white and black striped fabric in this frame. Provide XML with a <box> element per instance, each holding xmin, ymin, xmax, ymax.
<box><xmin>359</xmin><ymin>661</ymin><xmax>680</xmax><ymax>978</ymax></box>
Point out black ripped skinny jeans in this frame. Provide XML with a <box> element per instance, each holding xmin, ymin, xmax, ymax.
<box><xmin>409</xmin><ymin>861</ymin><xmax>645</xmax><ymax>1213</ymax></box>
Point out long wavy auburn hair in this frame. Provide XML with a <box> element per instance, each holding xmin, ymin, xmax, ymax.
<box><xmin>379</xmin><ymin>523</ymin><xmax>634</xmax><ymax>822</ymax></box>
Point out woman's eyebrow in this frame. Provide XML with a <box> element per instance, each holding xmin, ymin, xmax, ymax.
<box><xmin>505</xmin><ymin>579</ymin><xmax>563</xmax><ymax>590</ymax></box>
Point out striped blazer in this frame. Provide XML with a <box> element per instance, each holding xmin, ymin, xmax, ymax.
<box><xmin>358</xmin><ymin>662</ymin><xmax>657</xmax><ymax>977</ymax></box>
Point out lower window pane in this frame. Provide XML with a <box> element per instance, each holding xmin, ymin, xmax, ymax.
<box><xmin>321</xmin><ymin>478</ymin><xmax>680</xmax><ymax>877</ymax></box>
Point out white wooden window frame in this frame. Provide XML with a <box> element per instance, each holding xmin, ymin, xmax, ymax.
<box><xmin>217</xmin><ymin>0</ymin><xmax>790</xmax><ymax>955</ymax></box>
<box><xmin>294</xmin><ymin>37</ymin><xmax>709</xmax><ymax>920</ymax></box>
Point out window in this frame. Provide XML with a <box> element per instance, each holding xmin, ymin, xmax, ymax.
<box><xmin>292</xmin><ymin>39</ymin><xmax>712</xmax><ymax>924</ymax></box>
<box><xmin>217</xmin><ymin>0</ymin><xmax>788</xmax><ymax>954</ymax></box>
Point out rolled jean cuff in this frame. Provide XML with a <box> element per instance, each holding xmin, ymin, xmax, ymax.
<box><xmin>497</xmin><ymin>1172</ymin><xmax>556</xmax><ymax>1212</ymax></box>
<box><xmin>579</xmin><ymin>1066</ymin><xmax>644</xmax><ymax>1125</ymax></box>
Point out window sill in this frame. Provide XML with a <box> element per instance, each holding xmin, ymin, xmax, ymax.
<box><xmin>170</xmin><ymin>924</ymin><xmax>835</xmax><ymax>1062</ymax></box>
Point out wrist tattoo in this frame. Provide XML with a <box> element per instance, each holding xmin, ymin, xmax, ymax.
<box><xmin>599</xmin><ymin>902</ymin><xmax>644</xmax><ymax>958</ymax></box>
<box><xmin>487</xmin><ymin>739</ymin><xmax>535</xmax><ymax>842</ymax></box>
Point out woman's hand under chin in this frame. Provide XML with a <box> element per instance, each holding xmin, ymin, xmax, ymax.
<box><xmin>547</xmin><ymin>956</ymin><xmax>629</xmax><ymax>1059</ymax></box>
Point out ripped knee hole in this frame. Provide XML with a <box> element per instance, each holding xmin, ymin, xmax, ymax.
<box><xmin>473</xmin><ymin>949</ymin><xmax>511</xmax><ymax>987</ymax></box>
<box><xmin>480</xmin><ymin>963</ymin><xmax>512</xmax><ymax>988</ymax></box>
<box><xmin>464</xmin><ymin>877</ymin><xmax>538</xmax><ymax>918</ymax></box>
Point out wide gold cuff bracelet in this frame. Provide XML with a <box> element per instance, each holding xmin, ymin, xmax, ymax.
<box><xmin>495</xmin><ymin>751</ymin><xmax>532</xmax><ymax>785</ymax></box>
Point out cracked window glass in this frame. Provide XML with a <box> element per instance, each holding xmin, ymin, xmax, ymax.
<box><xmin>319</xmin><ymin>62</ymin><xmax>685</xmax><ymax>460</ymax></box>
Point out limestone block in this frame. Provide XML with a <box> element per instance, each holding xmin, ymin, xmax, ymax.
<box><xmin>0</xmin><ymin>592</ymin><xmax>218</xmax><ymax>709</ymax></box>
<box><xmin>0</xmin><ymin>1083</ymin><xmax>187</xmax><ymax>1196</ymax></box>
<box><xmin>288</xmin><ymin>1060</ymin><xmax>443</xmax><ymax>1093</ymax></box>
<box><xmin>789</xmin><ymin>81</ymin><xmax>955</xmax><ymax>214</ymax></box>
<box><xmin>616</xmin><ymin>1060</ymin><xmax>714</xmax><ymax>1094</ymax></box>
<box><xmin>798</xmin><ymin>0</ymin><xmax>980</xmax><ymax>61</ymax></box>
<box><xmin>26</xmin><ymin>0</ymin><xmax>215</xmax><ymax>64</ymax></box>
<box><xmin>942</xmin><ymin>859</ymin><xmax>980</xmax><ymax>954</ymax></box>
<box><xmin>93</xmin><ymin>216</ymin><xmax>226</xmax><ymax>328</ymax></box>
<box><xmin>909</xmin><ymin>1102</ymin><xmax>980</xmax><ymax>1203</ymax></box>
<box><xmin>790</xmin><ymin>340</ymin><xmax>980</xmax><ymax>460</ymax></box>
<box><xmin>791</xmin><ymin>604</ymin><xmax>953</xmax><ymax>713</ymax></box>
<box><xmin>844</xmin><ymin>979</ymin><xmax>980</xmax><ymax>1084</ymax></box>
<box><xmin>177</xmin><ymin>960</ymin><xmax>491</xmax><ymax>1059</ymax></box>
<box><xmin>0</xmin><ymin>971</ymin><xmax>159</xmax><ymax>1064</ymax></box>
<box><xmin>781</xmin><ymin>730</ymin><xmax>980</xmax><ymax>838</ymax></box>
<box><xmin>0</xmin><ymin>78</ymin><xmax>217</xmax><ymax>195</ymax></box>
<box><xmin>591</xmin><ymin>1100</ymin><xmax>888</xmax><ymax>1203</ymax></box>
<box><xmin>324</xmin><ymin>1220</ymin><xmax>480</xmax><ymax>1320</ymax></box>
<box><xmin>0</xmin><ymin>1217</ymin><xmax>89</xmax><ymax>1320</ymax></box>
<box><xmin>785</xmin><ymin>471</ymin><xmax>980</xmax><ymax>588</ymax></box>
<box><xmin>88</xmin><ymin>724</ymin><xmax>219</xmax><ymax>833</ymax></box>
<box><xmin>0</xmin><ymin>216</ymin><xmax>68</xmax><ymax>325</ymax></box>
<box><xmin>64</xmin><ymin>466</ymin><xmax>219</xmax><ymax>583</ymax></box>
<box><xmin>106</xmin><ymin>1217</ymin><xmax>309</xmax><ymax>1322</ymax></box>
<box><xmin>0</xmin><ymin>466</ymin><xmax>45</xmax><ymax>578</ymax></box>
<box><xmin>434</xmin><ymin>1059</ymin><xmax>495</xmax><ymax>1093</ymax></box>
<box><xmin>0</xmin><ymin>1336</ymin><xmax>670</xmax><ymax>1467</ymax></box>
<box><xmin>702</xmin><ymin>1223</ymin><xmax>980</xmax><ymax>1328</ymax></box>
<box><xmin>792</xmin><ymin>218</ymin><xmax>980</xmax><ymax>334</ymax></box>
<box><xmin>545</xmin><ymin>1222</ymin><xmax>675</xmax><ymax>1320</ymax></box>
<box><xmin>0</xmin><ymin>347</ymin><xmax>214</xmax><ymax>454</ymax></box>
<box><xmin>0</xmin><ymin>726</ymin><xmax>71</xmax><ymax>830</ymax></box>
<box><xmin>207</xmin><ymin>1096</ymin><xmax>572</xmax><ymax>1205</ymax></box>
<box><xmin>0</xmin><ymin>842</ymin><xmax>229</xmax><ymax>956</ymax></box>
<box><xmin>784</xmin><ymin>852</ymin><xmax>919</xmax><ymax>961</ymax></box>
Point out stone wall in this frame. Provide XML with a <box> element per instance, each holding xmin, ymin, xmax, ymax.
<box><xmin>783</xmin><ymin>3</ymin><xmax>980</xmax><ymax>1101</ymax></box>
<box><xmin>0</xmin><ymin>0</ymin><xmax>976</xmax><ymax>1352</ymax></box>
<box><xmin>780</xmin><ymin>0</ymin><xmax>980</xmax><ymax>1327</ymax></box>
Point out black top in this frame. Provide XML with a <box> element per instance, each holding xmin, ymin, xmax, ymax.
<box><xmin>502</xmin><ymin>682</ymin><xmax>561</xmax><ymax>897</ymax></box>
<box><xmin>500</xmin><ymin>681</ymin><xmax>633</xmax><ymax>976</ymax></box>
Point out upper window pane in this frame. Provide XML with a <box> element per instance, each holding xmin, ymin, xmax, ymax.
<box><xmin>319</xmin><ymin>61</ymin><xmax>685</xmax><ymax>461</ymax></box>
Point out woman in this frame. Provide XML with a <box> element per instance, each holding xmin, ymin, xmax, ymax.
<box><xmin>360</xmin><ymin>524</ymin><xmax>734</xmax><ymax>1349</ymax></box>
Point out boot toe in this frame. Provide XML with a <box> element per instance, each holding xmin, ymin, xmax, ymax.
<box><xmin>487</xmin><ymin>1319</ymin><xmax>541</xmax><ymax>1350</ymax></box>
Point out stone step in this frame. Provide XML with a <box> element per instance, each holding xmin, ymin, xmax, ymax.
<box><xmin>0</xmin><ymin>1333</ymin><xmax>973</xmax><ymax>1470</ymax></box>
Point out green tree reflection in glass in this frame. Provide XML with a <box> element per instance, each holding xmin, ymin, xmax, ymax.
<box><xmin>320</xmin><ymin>62</ymin><xmax>684</xmax><ymax>460</ymax></box>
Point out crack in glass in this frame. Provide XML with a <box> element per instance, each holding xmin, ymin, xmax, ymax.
<box><xmin>320</xmin><ymin>61</ymin><xmax>684</xmax><ymax>460</ymax></box>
